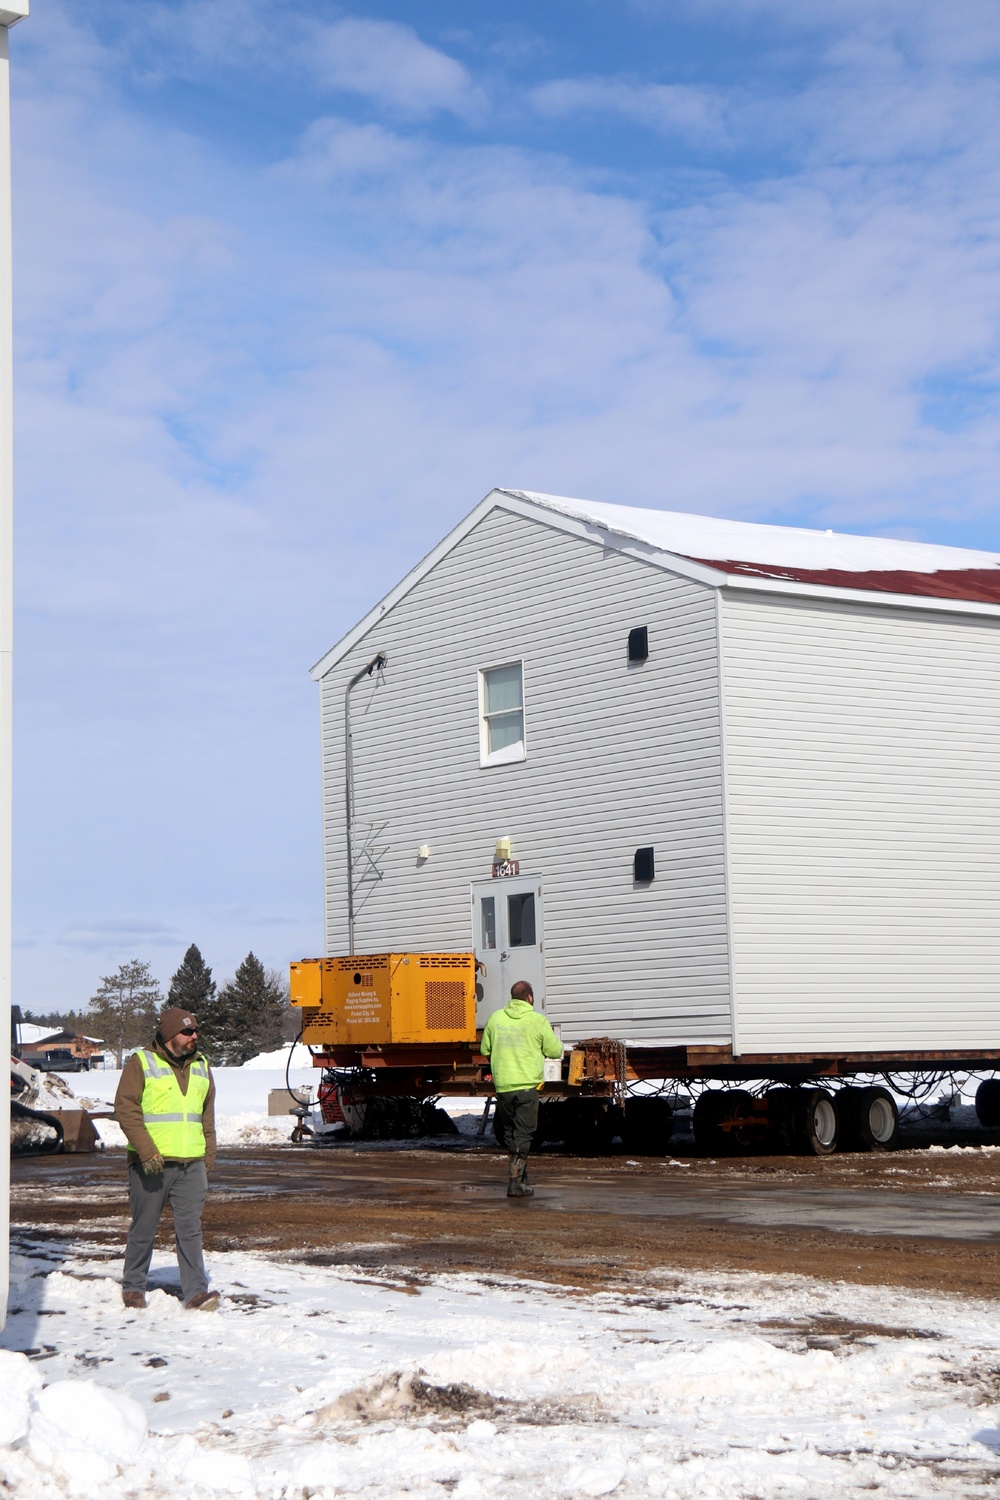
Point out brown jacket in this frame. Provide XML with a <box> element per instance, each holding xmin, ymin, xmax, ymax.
<box><xmin>114</xmin><ymin>1040</ymin><xmax>217</xmax><ymax>1170</ymax></box>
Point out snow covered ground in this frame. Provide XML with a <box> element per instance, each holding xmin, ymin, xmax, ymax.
<box><xmin>8</xmin><ymin>1058</ymin><xmax>1000</xmax><ymax>1495</ymax></box>
<box><xmin>3</xmin><ymin>1228</ymin><xmax>1000</xmax><ymax>1498</ymax></box>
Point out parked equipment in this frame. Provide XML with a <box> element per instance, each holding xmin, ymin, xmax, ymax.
<box><xmin>10</xmin><ymin>1055</ymin><xmax>104</xmax><ymax>1154</ymax></box>
<box><xmin>288</xmin><ymin>951</ymin><xmax>999</xmax><ymax>1156</ymax></box>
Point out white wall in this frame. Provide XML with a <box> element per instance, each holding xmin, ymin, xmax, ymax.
<box><xmin>722</xmin><ymin>590</ymin><xmax>1000</xmax><ymax>1053</ymax></box>
<box><xmin>319</xmin><ymin>503</ymin><xmax>731</xmax><ymax>1045</ymax></box>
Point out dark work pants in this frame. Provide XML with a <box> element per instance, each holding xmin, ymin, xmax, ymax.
<box><xmin>494</xmin><ymin>1089</ymin><xmax>539</xmax><ymax>1156</ymax></box>
<box><xmin>123</xmin><ymin>1159</ymin><xmax>209</xmax><ymax>1302</ymax></box>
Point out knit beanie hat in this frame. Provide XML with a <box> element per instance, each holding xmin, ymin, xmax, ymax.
<box><xmin>158</xmin><ymin>1007</ymin><xmax>197</xmax><ymax>1043</ymax></box>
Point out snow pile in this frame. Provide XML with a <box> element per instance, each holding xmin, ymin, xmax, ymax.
<box><xmin>240</xmin><ymin>1043</ymin><xmax>313</xmax><ymax>1070</ymax></box>
<box><xmin>4</xmin><ymin>1230</ymin><xmax>1000</xmax><ymax>1499</ymax></box>
<box><xmin>29</xmin><ymin>1379</ymin><xmax>147</xmax><ymax>1490</ymax></box>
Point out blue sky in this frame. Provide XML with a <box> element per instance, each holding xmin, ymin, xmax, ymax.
<box><xmin>11</xmin><ymin>0</ymin><xmax>1000</xmax><ymax>1006</ymax></box>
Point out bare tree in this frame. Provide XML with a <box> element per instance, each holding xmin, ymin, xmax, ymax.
<box><xmin>88</xmin><ymin>959</ymin><xmax>162</xmax><ymax>1067</ymax></box>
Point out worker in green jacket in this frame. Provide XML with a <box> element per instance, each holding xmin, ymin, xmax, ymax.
<box><xmin>481</xmin><ymin>980</ymin><xmax>562</xmax><ymax>1198</ymax></box>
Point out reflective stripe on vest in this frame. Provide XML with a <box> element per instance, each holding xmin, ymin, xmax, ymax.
<box><xmin>138</xmin><ymin>1049</ymin><xmax>210</xmax><ymax>1158</ymax></box>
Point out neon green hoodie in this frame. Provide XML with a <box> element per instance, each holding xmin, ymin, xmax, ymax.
<box><xmin>481</xmin><ymin>998</ymin><xmax>562</xmax><ymax>1093</ymax></box>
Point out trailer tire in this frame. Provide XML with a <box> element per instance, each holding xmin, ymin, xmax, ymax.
<box><xmin>793</xmin><ymin>1088</ymin><xmax>839</xmax><ymax>1155</ymax></box>
<box><xmin>838</xmin><ymin>1086</ymin><xmax>898</xmax><ymax>1151</ymax></box>
<box><xmin>693</xmin><ymin>1089</ymin><xmax>756</xmax><ymax>1156</ymax></box>
<box><xmin>622</xmin><ymin>1098</ymin><xmax>674</xmax><ymax>1156</ymax></box>
<box><xmin>975</xmin><ymin>1079</ymin><xmax>1000</xmax><ymax>1128</ymax></box>
<box><xmin>560</xmin><ymin>1100</ymin><xmax>618</xmax><ymax>1155</ymax></box>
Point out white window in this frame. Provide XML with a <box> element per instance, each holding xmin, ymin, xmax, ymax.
<box><xmin>480</xmin><ymin>661</ymin><xmax>525</xmax><ymax>766</ymax></box>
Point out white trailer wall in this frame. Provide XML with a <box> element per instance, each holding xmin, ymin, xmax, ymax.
<box><xmin>721</xmin><ymin>590</ymin><xmax>1000</xmax><ymax>1054</ymax></box>
<box><xmin>319</xmin><ymin>505</ymin><xmax>731</xmax><ymax>1046</ymax></box>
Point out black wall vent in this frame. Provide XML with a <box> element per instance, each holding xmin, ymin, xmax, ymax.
<box><xmin>634</xmin><ymin>846</ymin><xmax>655</xmax><ymax>882</ymax></box>
<box><xmin>627</xmin><ymin>626</ymin><xmax>649</xmax><ymax>663</ymax></box>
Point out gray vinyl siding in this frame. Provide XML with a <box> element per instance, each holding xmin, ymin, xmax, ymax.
<box><xmin>721</xmin><ymin>591</ymin><xmax>1000</xmax><ymax>1053</ymax></box>
<box><xmin>319</xmin><ymin>506</ymin><xmax>731</xmax><ymax>1045</ymax></box>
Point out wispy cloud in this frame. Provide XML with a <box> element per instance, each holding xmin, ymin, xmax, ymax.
<box><xmin>307</xmin><ymin>18</ymin><xmax>486</xmax><ymax>120</ymax></box>
<box><xmin>531</xmin><ymin>76</ymin><xmax>729</xmax><ymax>145</ymax></box>
<box><xmin>55</xmin><ymin>920</ymin><xmax>181</xmax><ymax>955</ymax></box>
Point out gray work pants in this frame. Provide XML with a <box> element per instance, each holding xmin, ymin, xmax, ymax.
<box><xmin>494</xmin><ymin>1089</ymin><xmax>539</xmax><ymax>1156</ymax></box>
<box><xmin>123</xmin><ymin>1159</ymin><xmax>209</xmax><ymax>1302</ymax></box>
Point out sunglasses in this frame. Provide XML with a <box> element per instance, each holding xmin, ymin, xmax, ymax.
<box><xmin>178</xmin><ymin>1027</ymin><xmax>198</xmax><ymax>1036</ymax></box>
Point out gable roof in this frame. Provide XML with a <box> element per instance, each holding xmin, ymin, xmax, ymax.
<box><xmin>311</xmin><ymin>488</ymin><xmax>1000</xmax><ymax>678</ymax></box>
<box><xmin>19</xmin><ymin>1029</ymin><xmax>104</xmax><ymax>1047</ymax></box>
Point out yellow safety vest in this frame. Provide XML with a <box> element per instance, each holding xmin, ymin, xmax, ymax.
<box><xmin>138</xmin><ymin>1049</ymin><xmax>210</xmax><ymax>1158</ymax></box>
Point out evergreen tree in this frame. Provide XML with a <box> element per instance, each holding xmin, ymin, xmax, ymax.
<box><xmin>214</xmin><ymin>953</ymin><xmax>288</xmax><ymax>1066</ymax></box>
<box><xmin>168</xmin><ymin>943</ymin><xmax>216</xmax><ymax>1011</ymax></box>
<box><xmin>167</xmin><ymin>944</ymin><xmax>222</xmax><ymax>1056</ymax></box>
<box><xmin>87</xmin><ymin>960</ymin><xmax>162</xmax><ymax>1067</ymax></box>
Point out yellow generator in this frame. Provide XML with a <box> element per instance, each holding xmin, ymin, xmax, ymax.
<box><xmin>290</xmin><ymin>953</ymin><xmax>477</xmax><ymax>1047</ymax></box>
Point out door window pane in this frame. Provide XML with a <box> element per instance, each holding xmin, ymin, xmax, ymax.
<box><xmin>508</xmin><ymin>892</ymin><xmax>536</xmax><ymax>947</ymax></box>
<box><xmin>480</xmin><ymin>897</ymin><xmax>496</xmax><ymax>950</ymax></box>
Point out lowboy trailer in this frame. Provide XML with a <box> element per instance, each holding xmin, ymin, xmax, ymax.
<box><xmin>290</xmin><ymin>953</ymin><xmax>1000</xmax><ymax>1155</ymax></box>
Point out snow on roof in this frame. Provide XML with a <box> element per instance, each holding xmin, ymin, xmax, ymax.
<box><xmin>512</xmin><ymin>491</ymin><xmax>1000</xmax><ymax>604</ymax></box>
<box><xmin>18</xmin><ymin>1028</ymin><xmax>104</xmax><ymax>1046</ymax></box>
<box><xmin>311</xmin><ymin>487</ymin><xmax>1000</xmax><ymax>679</ymax></box>
<box><xmin>15</xmin><ymin>1023</ymin><xmax>59</xmax><ymax>1043</ymax></box>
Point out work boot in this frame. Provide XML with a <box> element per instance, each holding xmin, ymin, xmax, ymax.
<box><xmin>185</xmin><ymin>1291</ymin><xmax>220</xmax><ymax>1311</ymax></box>
<box><xmin>122</xmin><ymin>1290</ymin><xmax>147</xmax><ymax>1310</ymax></box>
<box><xmin>507</xmin><ymin>1154</ymin><xmax>533</xmax><ymax>1198</ymax></box>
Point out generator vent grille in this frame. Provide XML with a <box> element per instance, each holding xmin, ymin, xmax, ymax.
<box><xmin>424</xmin><ymin>981</ymin><xmax>467</xmax><ymax>1030</ymax></box>
<box><xmin>334</xmin><ymin>955</ymin><xmax>388</xmax><ymax>971</ymax></box>
<box><xmin>419</xmin><ymin>954</ymin><xmax>468</xmax><ymax>969</ymax></box>
<box><xmin>304</xmin><ymin>1010</ymin><xmax>338</xmax><ymax>1028</ymax></box>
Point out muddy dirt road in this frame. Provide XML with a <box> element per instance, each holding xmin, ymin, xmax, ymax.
<box><xmin>12</xmin><ymin>1139</ymin><xmax>1000</xmax><ymax>1300</ymax></box>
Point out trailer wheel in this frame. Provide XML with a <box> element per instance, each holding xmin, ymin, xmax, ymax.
<box><xmin>975</xmin><ymin>1079</ymin><xmax>1000</xmax><ymax>1128</ymax></box>
<box><xmin>692</xmin><ymin>1089</ymin><xmax>756</xmax><ymax>1155</ymax></box>
<box><xmin>621</xmin><ymin>1098</ymin><xmax>675</xmax><ymax>1156</ymax></box>
<box><xmin>559</xmin><ymin>1100</ymin><xmax>618</xmax><ymax>1155</ymax></box>
<box><xmin>838</xmin><ymin>1086</ymin><xmax>898</xmax><ymax>1151</ymax></box>
<box><xmin>793</xmin><ymin>1088</ymin><xmax>839</xmax><ymax>1155</ymax></box>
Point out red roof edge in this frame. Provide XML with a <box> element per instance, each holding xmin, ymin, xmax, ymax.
<box><xmin>688</xmin><ymin>558</ymin><xmax>1000</xmax><ymax>605</ymax></box>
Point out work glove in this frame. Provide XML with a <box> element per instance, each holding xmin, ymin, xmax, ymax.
<box><xmin>141</xmin><ymin>1153</ymin><xmax>165</xmax><ymax>1176</ymax></box>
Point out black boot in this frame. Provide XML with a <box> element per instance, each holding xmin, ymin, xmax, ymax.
<box><xmin>507</xmin><ymin>1153</ymin><xmax>533</xmax><ymax>1197</ymax></box>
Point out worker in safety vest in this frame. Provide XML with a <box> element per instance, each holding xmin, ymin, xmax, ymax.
<box><xmin>114</xmin><ymin>1006</ymin><xmax>217</xmax><ymax>1310</ymax></box>
<box><xmin>481</xmin><ymin>980</ymin><xmax>562</xmax><ymax>1198</ymax></box>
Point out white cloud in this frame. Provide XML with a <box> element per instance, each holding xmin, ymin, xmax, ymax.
<box><xmin>12</xmin><ymin>0</ymin><xmax>1000</xmax><ymax>1001</ymax></box>
<box><xmin>531</xmin><ymin>76</ymin><xmax>729</xmax><ymax>144</ymax></box>
<box><xmin>307</xmin><ymin>17</ymin><xmax>484</xmax><ymax>119</ymax></box>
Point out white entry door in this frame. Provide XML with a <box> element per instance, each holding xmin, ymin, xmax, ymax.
<box><xmin>471</xmin><ymin>879</ymin><xmax>546</xmax><ymax>1028</ymax></box>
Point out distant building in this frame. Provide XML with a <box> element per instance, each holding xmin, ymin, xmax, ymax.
<box><xmin>15</xmin><ymin>1022</ymin><xmax>61</xmax><ymax>1045</ymax></box>
<box><xmin>19</xmin><ymin>1030</ymin><xmax>107</xmax><ymax>1071</ymax></box>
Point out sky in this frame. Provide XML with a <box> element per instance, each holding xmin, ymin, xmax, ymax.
<box><xmin>11</xmin><ymin>0</ymin><xmax>1000</xmax><ymax>1008</ymax></box>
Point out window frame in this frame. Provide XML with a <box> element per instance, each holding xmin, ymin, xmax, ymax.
<box><xmin>478</xmin><ymin>659</ymin><xmax>527</xmax><ymax>767</ymax></box>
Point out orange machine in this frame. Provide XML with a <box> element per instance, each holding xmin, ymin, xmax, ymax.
<box><xmin>290</xmin><ymin>952</ymin><xmax>477</xmax><ymax>1048</ymax></box>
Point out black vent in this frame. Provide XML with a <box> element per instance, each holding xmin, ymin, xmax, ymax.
<box><xmin>627</xmin><ymin>626</ymin><xmax>648</xmax><ymax>663</ymax></box>
<box><xmin>634</xmin><ymin>847</ymin><xmax>655</xmax><ymax>882</ymax></box>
